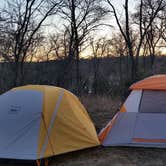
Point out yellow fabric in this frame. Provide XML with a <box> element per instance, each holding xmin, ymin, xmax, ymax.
<box><xmin>12</xmin><ymin>85</ymin><xmax>99</xmax><ymax>158</ymax></box>
<box><xmin>12</xmin><ymin>85</ymin><xmax>44</xmax><ymax>93</ymax></box>
<box><xmin>43</xmin><ymin>90</ymin><xmax>99</xmax><ymax>157</ymax></box>
<box><xmin>38</xmin><ymin>86</ymin><xmax>62</xmax><ymax>157</ymax></box>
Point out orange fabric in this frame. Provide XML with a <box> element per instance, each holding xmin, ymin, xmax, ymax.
<box><xmin>98</xmin><ymin>113</ymin><xmax>118</xmax><ymax>143</ymax></box>
<box><xmin>36</xmin><ymin>160</ymin><xmax>41</xmax><ymax>166</ymax></box>
<box><xmin>133</xmin><ymin>138</ymin><xmax>166</xmax><ymax>143</ymax></box>
<box><xmin>45</xmin><ymin>159</ymin><xmax>49</xmax><ymax>166</ymax></box>
<box><xmin>36</xmin><ymin>159</ymin><xmax>49</xmax><ymax>166</ymax></box>
<box><xmin>130</xmin><ymin>75</ymin><xmax>166</xmax><ymax>90</ymax></box>
<box><xmin>120</xmin><ymin>105</ymin><xmax>126</xmax><ymax>112</ymax></box>
<box><xmin>98</xmin><ymin>123</ymin><xmax>111</xmax><ymax>143</ymax></box>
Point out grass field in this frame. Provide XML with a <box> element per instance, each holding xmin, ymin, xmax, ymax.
<box><xmin>1</xmin><ymin>95</ymin><xmax>166</xmax><ymax>166</ymax></box>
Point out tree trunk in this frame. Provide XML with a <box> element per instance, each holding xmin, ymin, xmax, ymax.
<box><xmin>13</xmin><ymin>61</ymin><xmax>19</xmax><ymax>87</ymax></box>
<box><xmin>71</xmin><ymin>0</ymin><xmax>80</xmax><ymax>94</ymax></box>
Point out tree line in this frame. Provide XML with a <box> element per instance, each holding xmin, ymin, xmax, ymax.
<box><xmin>0</xmin><ymin>0</ymin><xmax>165</xmax><ymax>95</ymax></box>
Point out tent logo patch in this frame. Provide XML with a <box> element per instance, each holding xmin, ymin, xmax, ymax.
<box><xmin>9</xmin><ymin>105</ymin><xmax>21</xmax><ymax>114</ymax></box>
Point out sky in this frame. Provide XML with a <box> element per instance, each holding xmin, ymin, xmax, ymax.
<box><xmin>47</xmin><ymin>0</ymin><xmax>137</xmax><ymax>35</ymax></box>
<box><xmin>0</xmin><ymin>0</ymin><xmax>165</xmax><ymax>57</ymax></box>
<box><xmin>0</xmin><ymin>0</ymin><xmax>137</xmax><ymax>37</ymax></box>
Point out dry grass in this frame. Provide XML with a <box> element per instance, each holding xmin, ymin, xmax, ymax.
<box><xmin>80</xmin><ymin>95</ymin><xmax>122</xmax><ymax>131</ymax></box>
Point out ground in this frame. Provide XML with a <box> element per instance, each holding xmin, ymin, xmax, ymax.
<box><xmin>1</xmin><ymin>95</ymin><xmax>166</xmax><ymax>166</ymax></box>
<box><xmin>52</xmin><ymin>147</ymin><xmax>166</xmax><ymax>166</ymax></box>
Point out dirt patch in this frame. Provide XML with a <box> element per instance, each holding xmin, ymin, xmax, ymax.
<box><xmin>51</xmin><ymin>147</ymin><xmax>166</xmax><ymax>166</ymax></box>
<box><xmin>80</xmin><ymin>95</ymin><xmax>122</xmax><ymax>131</ymax></box>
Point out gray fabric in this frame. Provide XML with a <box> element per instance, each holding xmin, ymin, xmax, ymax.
<box><xmin>0</xmin><ymin>90</ymin><xmax>43</xmax><ymax>160</ymax></box>
<box><xmin>134</xmin><ymin>113</ymin><xmax>166</xmax><ymax>139</ymax></box>
<box><xmin>140</xmin><ymin>90</ymin><xmax>166</xmax><ymax>113</ymax></box>
<box><xmin>102</xmin><ymin>112</ymin><xmax>166</xmax><ymax>148</ymax></box>
<box><xmin>124</xmin><ymin>90</ymin><xmax>142</xmax><ymax>112</ymax></box>
<box><xmin>103</xmin><ymin>112</ymin><xmax>137</xmax><ymax>146</ymax></box>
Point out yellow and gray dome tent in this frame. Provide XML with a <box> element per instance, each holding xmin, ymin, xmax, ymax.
<box><xmin>0</xmin><ymin>85</ymin><xmax>99</xmax><ymax>165</ymax></box>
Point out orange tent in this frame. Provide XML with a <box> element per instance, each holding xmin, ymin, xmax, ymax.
<box><xmin>99</xmin><ymin>75</ymin><xmax>166</xmax><ymax>148</ymax></box>
<box><xmin>130</xmin><ymin>75</ymin><xmax>166</xmax><ymax>90</ymax></box>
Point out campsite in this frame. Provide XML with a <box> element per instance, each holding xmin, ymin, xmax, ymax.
<box><xmin>1</xmin><ymin>93</ymin><xmax>166</xmax><ymax>166</ymax></box>
<box><xmin>0</xmin><ymin>0</ymin><xmax>166</xmax><ymax>165</ymax></box>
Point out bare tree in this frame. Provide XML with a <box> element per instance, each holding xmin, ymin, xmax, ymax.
<box><xmin>134</xmin><ymin>0</ymin><xmax>166</xmax><ymax>69</ymax></box>
<box><xmin>110</xmin><ymin>33</ymin><xmax>128</xmax><ymax>84</ymax></box>
<box><xmin>43</xmin><ymin>28</ymin><xmax>74</xmax><ymax>88</ymax></box>
<box><xmin>146</xmin><ymin>18</ymin><xmax>165</xmax><ymax>68</ymax></box>
<box><xmin>0</xmin><ymin>0</ymin><xmax>62</xmax><ymax>86</ymax></box>
<box><xmin>59</xmin><ymin>0</ymin><xmax>108</xmax><ymax>93</ymax></box>
<box><xmin>90</xmin><ymin>37</ymin><xmax>109</xmax><ymax>94</ymax></box>
<box><xmin>107</xmin><ymin>0</ymin><xmax>166</xmax><ymax>80</ymax></box>
<box><xmin>48</xmin><ymin>31</ymin><xmax>70</xmax><ymax>60</ymax></box>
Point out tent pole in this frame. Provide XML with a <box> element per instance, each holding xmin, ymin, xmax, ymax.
<box><xmin>36</xmin><ymin>159</ymin><xmax>49</xmax><ymax>166</ymax></box>
<box><xmin>36</xmin><ymin>160</ymin><xmax>41</xmax><ymax>166</ymax></box>
<box><xmin>45</xmin><ymin>159</ymin><xmax>49</xmax><ymax>166</ymax></box>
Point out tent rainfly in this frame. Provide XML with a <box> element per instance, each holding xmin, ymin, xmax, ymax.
<box><xmin>99</xmin><ymin>75</ymin><xmax>166</xmax><ymax>148</ymax></box>
<box><xmin>0</xmin><ymin>85</ymin><xmax>100</xmax><ymax>165</ymax></box>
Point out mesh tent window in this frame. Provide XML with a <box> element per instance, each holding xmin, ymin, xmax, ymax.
<box><xmin>139</xmin><ymin>90</ymin><xmax>166</xmax><ymax>113</ymax></box>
